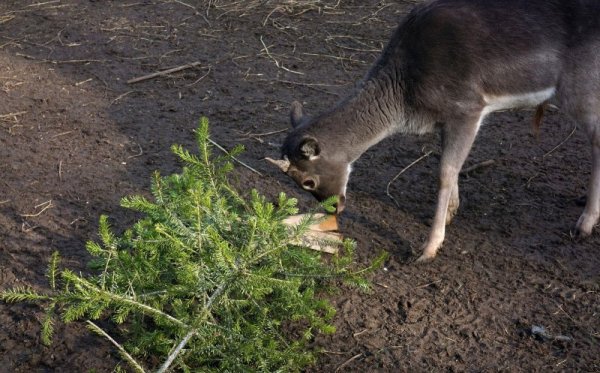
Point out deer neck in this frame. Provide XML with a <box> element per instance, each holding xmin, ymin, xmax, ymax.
<box><xmin>310</xmin><ymin>78</ymin><xmax>413</xmax><ymax>163</ymax></box>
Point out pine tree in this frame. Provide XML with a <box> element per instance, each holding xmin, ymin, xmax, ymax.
<box><xmin>1</xmin><ymin>118</ymin><xmax>386</xmax><ymax>372</ymax></box>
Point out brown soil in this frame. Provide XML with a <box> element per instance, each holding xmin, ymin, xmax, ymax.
<box><xmin>1</xmin><ymin>1</ymin><xmax>598</xmax><ymax>372</ymax></box>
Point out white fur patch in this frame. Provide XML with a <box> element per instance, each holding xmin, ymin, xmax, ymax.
<box><xmin>342</xmin><ymin>164</ymin><xmax>352</xmax><ymax>196</ymax></box>
<box><xmin>482</xmin><ymin>88</ymin><xmax>556</xmax><ymax>117</ymax></box>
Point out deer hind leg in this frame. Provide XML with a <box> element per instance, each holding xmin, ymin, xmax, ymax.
<box><xmin>417</xmin><ymin>114</ymin><xmax>482</xmax><ymax>262</ymax></box>
<box><xmin>439</xmin><ymin>128</ymin><xmax>461</xmax><ymax>226</ymax></box>
<box><xmin>446</xmin><ymin>169</ymin><xmax>460</xmax><ymax>225</ymax></box>
<box><xmin>575</xmin><ymin>121</ymin><xmax>600</xmax><ymax>237</ymax></box>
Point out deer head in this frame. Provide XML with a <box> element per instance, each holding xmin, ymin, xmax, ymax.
<box><xmin>266</xmin><ymin>101</ymin><xmax>351</xmax><ymax>213</ymax></box>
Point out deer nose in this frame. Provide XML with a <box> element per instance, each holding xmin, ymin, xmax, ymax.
<box><xmin>334</xmin><ymin>195</ymin><xmax>346</xmax><ymax>214</ymax></box>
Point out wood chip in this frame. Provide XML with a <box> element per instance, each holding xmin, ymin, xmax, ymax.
<box><xmin>283</xmin><ymin>213</ymin><xmax>338</xmax><ymax>232</ymax></box>
<box><xmin>283</xmin><ymin>213</ymin><xmax>342</xmax><ymax>254</ymax></box>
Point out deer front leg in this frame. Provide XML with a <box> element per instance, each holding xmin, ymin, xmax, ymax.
<box><xmin>575</xmin><ymin>125</ymin><xmax>600</xmax><ymax>236</ymax></box>
<box><xmin>417</xmin><ymin>115</ymin><xmax>481</xmax><ymax>262</ymax></box>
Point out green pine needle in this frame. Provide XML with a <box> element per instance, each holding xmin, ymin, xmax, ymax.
<box><xmin>47</xmin><ymin>251</ymin><xmax>60</xmax><ymax>290</ymax></box>
<box><xmin>41</xmin><ymin>303</ymin><xmax>56</xmax><ymax>346</ymax></box>
<box><xmin>0</xmin><ymin>287</ymin><xmax>51</xmax><ymax>303</ymax></box>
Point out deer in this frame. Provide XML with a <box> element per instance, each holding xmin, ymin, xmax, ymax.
<box><xmin>266</xmin><ymin>0</ymin><xmax>600</xmax><ymax>262</ymax></box>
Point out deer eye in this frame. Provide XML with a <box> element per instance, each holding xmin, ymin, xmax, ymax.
<box><xmin>302</xmin><ymin>178</ymin><xmax>316</xmax><ymax>191</ymax></box>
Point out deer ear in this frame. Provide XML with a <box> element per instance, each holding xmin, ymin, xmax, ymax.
<box><xmin>299</xmin><ymin>137</ymin><xmax>320</xmax><ymax>160</ymax></box>
<box><xmin>290</xmin><ymin>101</ymin><xmax>304</xmax><ymax>128</ymax></box>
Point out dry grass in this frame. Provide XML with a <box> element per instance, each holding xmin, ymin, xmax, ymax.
<box><xmin>208</xmin><ymin>0</ymin><xmax>341</xmax><ymax>14</ymax></box>
<box><xmin>196</xmin><ymin>0</ymin><xmax>399</xmax><ymax>95</ymax></box>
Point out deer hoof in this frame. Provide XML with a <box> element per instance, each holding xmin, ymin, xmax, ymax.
<box><xmin>572</xmin><ymin>213</ymin><xmax>598</xmax><ymax>239</ymax></box>
<box><xmin>571</xmin><ymin>225</ymin><xmax>591</xmax><ymax>240</ymax></box>
<box><xmin>414</xmin><ymin>252</ymin><xmax>436</xmax><ymax>263</ymax></box>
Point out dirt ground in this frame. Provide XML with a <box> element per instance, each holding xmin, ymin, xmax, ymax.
<box><xmin>1</xmin><ymin>1</ymin><xmax>598</xmax><ymax>372</ymax></box>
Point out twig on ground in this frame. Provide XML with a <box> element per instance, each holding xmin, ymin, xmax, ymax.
<box><xmin>386</xmin><ymin>150</ymin><xmax>433</xmax><ymax>208</ymax></box>
<box><xmin>21</xmin><ymin>221</ymin><xmax>38</xmax><ymax>232</ymax></box>
<box><xmin>8</xmin><ymin>125</ymin><xmax>23</xmax><ymax>134</ymax></box>
<box><xmin>259</xmin><ymin>36</ymin><xmax>304</xmax><ymax>75</ymax></box>
<box><xmin>171</xmin><ymin>0</ymin><xmax>198</xmax><ymax>14</ymax></box>
<box><xmin>27</xmin><ymin>0</ymin><xmax>61</xmax><ymax>7</ymax></box>
<box><xmin>335</xmin><ymin>353</ymin><xmax>363</xmax><ymax>372</ymax></box>
<box><xmin>127</xmin><ymin>61</ymin><xmax>201</xmax><ymax>84</ymax></box>
<box><xmin>263</xmin><ymin>78</ymin><xmax>345</xmax><ymax>96</ymax></box>
<box><xmin>415</xmin><ymin>279</ymin><xmax>443</xmax><ymax>289</ymax></box>
<box><xmin>555</xmin><ymin>304</ymin><xmax>576</xmax><ymax>322</ymax></box>
<box><xmin>322</xmin><ymin>350</ymin><xmax>347</xmax><ymax>355</ymax></box>
<box><xmin>262</xmin><ymin>6</ymin><xmax>281</xmax><ymax>26</ymax></box>
<box><xmin>325</xmin><ymin>0</ymin><xmax>342</xmax><ymax>10</ymax></box>
<box><xmin>0</xmin><ymin>111</ymin><xmax>27</xmax><ymax>121</ymax></box>
<box><xmin>208</xmin><ymin>138</ymin><xmax>263</xmax><ymax>176</ymax></box>
<box><xmin>51</xmin><ymin>131</ymin><xmax>73</xmax><ymax>138</ymax></box>
<box><xmin>246</xmin><ymin>128</ymin><xmax>288</xmax><ymax>137</ymax></box>
<box><xmin>110</xmin><ymin>91</ymin><xmax>136</xmax><ymax>106</ymax></box>
<box><xmin>526</xmin><ymin>171</ymin><xmax>541</xmax><ymax>189</ymax></box>
<box><xmin>543</xmin><ymin>125</ymin><xmax>577</xmax><ymax>159</ymax></box>
<box><xmin>20</xmin><ymin>200</ymin><xmax>54</xmax><ymax>217</ymax></box>
<box><xmin>352</xmin><ymin>328</ymin><xmax>369</xmax><ymax>337</ymax></box>
<box><xmin>301</xmin><ymin>52</ymin><xmax>366</xmax><ymax>64</ymax></box>
<box><xmin>185</xmin><ymin>65</ymin><xmax>212</xmax><ymax>87</ymax></box>
<box><xmin>15</xmin><ymin>53</ymin><xmax>104</xmax><ymax>64</ymax></box>
<box><xmin>235</xmin><ymin>128</ymin><xmax>287</xmax><ymax>143</ymax></box>
<box><xmin>69</xmin><ymin>217</ymin><xmax>86</xmax><ymax>226</ymax></box>
<box><xmin>0</xmin><ymin>14</ymin><xmax>15</xmax><ymax>24</ymax></box>
<box><xmin>461</xmin><ymin>159</ymin><xmax>495</xmax><ymax>174</ymax></box>
<box><xmin>75</xmin><ymin>78</ymin><xmax>93</xmax><ymax>86</ymax></box>
<box><xmin>127</xmin><ymin>142</ymin><xmax>144</xmax><ymax>159</ymax></box>
<box><xmin>325</xmin><ymin>35</ymin><xmax>382</xmax><ymax>53</ymax></box>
